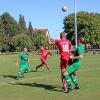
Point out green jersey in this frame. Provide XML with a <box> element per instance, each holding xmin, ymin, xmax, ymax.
<box><xmin>73</xmin><ymin>43</ymin><xmax>84</xmax><ymax>63</ymax></box>
<box><xmin>67</xmin><ymin>43</ymin><xmax>84</xmax><ymax>74</ymax></box>
<box><xmin>19</xmin><ymin>52</ymin><xmax>29</xmax><ymax>65</ymax></box>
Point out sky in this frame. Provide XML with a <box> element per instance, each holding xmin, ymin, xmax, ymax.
<box><xmin>0</xmin><ymin>0</ymin><xmax>100</xmax><ymax>39</ymax></box>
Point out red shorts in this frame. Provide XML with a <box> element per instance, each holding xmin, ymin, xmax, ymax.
<box><xmin>68</xmin><ymin>58</ymin><xmax>73</xmax><ymax>65</ymax></box>
<box><xmin>60</xmin><ymin>56</ymin><xmax>69</xmax><ymax>69</ymax></box>
<box><xmin>41</xmin><ymin>58</ymin><xmax>46</xmax><ymax>64</ymax></box>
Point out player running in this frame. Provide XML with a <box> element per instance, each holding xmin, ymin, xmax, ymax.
<box><xmin>16</xmin><ymin>48</ymin><xmax>31</xmax><ymax>79</ymax></box>
<box><xmin>36</xmin><ymin>46</ymin><xmax>52</xmax><ymax>72</ymax></box>
<box><xmin>47</xmin><ymin>32</ymin><xmax>72</xmax><ymax>92</ymax></box>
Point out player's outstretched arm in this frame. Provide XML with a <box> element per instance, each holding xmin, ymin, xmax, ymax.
<box><xmin>47</xmin><ymin>33</ymin><xmax>55</xmax><ymax>45</ymax></box>
<box><xmin>36</xmin><ymin>50</ymin><xmax>41</xmax><ymax>55</ymax></box>
<box><xmin>34</xmin><ymin>50</ymin><xmax>40</xmax><ymax>55</ymax></box>
<box><xmin>49</xmin><ymin>50</ymin><xmax>52</xmax><ymax>56</ymax></box>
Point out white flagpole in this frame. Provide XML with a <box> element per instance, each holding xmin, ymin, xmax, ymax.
<box><xmin>74</xmin><ymin>0</ymin><xmax>78</xmax><ymax>48</ymax></box>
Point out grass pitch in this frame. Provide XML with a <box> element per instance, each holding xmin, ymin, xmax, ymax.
<box><xmin>0</xmin><ymin>53</ymin><xmax>100</xmax><ymax>100</ymax></box>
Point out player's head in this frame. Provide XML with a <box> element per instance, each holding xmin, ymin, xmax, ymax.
<box><xmin>79</xmin><ymin>37</ymin><xmax>85</xmax><ymax>44</ymax></box>
<box><xmin>45</xmin><ymin>46</ymin><xmax>48</xmax><ymax>50</ymax></box>
<box><xmin>40</xmin><ymin>47</ymin><xmax>44</xmax><ymax>50</ymax></box>
<box><xmin>60</xmin><ymin>32</ymin><xmax>66</xmax><ymax>39</ymax></box>
<box><xmin>23</xmin><ymin>48</ymin><xmax>27</xmax><ymax>53</ymax></box>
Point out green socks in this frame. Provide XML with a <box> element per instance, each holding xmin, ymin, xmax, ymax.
<box><xmin>16</xmin><ymin>72</ymin><xmax>22</xmax><ymax>77</ymax></box>
<box><xmin>64</xmin><ymin>75</ymin><xmax>72</xmax><ymax>88</ymax></box>
<box><xmin>64</xmin><ymin>74</ymin><xmax>79</xmax><ymax>89</ymax></box>
<box><xmin>70</xmin><ymin>74</ymin><xmax>78</xmax><ymax>85</ymax></box>
<box><xmin>16</xmin><ymin>71</ymin><xmax>24</xmax><ymax>78</ymax></box>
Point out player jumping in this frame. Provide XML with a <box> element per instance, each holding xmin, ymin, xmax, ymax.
<box><xmin>47</xmin><ymin>32</ymin><xmax>72</xmax><ymax>92</ymax></box>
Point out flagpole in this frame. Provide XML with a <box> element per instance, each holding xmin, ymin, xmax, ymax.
<box><xmin>74</xmin><ymin>0</ymin><xmax>78</xmax><ymax>48</ymax></box>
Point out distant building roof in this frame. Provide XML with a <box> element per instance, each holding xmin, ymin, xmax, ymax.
<box><xmin>33</xmin><ymin>28</ymin><xmax>54</xmax><ymax>41</ymax></box>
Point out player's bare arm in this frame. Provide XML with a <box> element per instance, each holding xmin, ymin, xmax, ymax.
<box><xmin>16</xmin><ymin>58</ymin><xmax>19</xmax><ymax>66</ymax></box>
<box><xmin>70</xmin><ymin>54</ymin><xmax>83</xmax><ymax>60</ymax></box>
<box><xmin>35</xmin><ymin>50</ymin><xmax>41</xmax><ymax>55</ymax></box>
<box><xmin>47</xmin><ymin>33</ymin><xmax>55</xmax><ymax>45</ymax></box>
<box><xmin>49</xmin><ymin>50</ymin><xmax>52</xmax><ymax>56</ymax></box>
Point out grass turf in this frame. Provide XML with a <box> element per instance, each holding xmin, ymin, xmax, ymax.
<box><xmin>0</xmin><ymin>53</ymin><xmax>100</xmax><ymax>100</ymax></box>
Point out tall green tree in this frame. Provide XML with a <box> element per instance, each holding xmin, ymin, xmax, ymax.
<box><xmin>0</xmin><ymin>12</ymin><xmax>17</xmax><ymax>36</ymax></box>
<box><xmin>28</xmin><ymin>21</ymin><xmax>33</xmax><ymax>36</ymax></box>
<box><xmin>0</xmin><ymin>18</ymin><xmax>5</xmax><ymax>35</ymax></box>
<box><xmin>17</xmin><ymin>14</ymin><xmax>27</xmax><ymax>34</ymax></box>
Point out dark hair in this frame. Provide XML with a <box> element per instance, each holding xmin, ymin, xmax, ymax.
<box><xmin>79</xmin><ymin>37</ymin><xmax>85</xmax><ymax>44</ymax></box>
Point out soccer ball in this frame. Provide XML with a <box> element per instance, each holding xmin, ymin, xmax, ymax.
<box><xmin>62</xmin><ymin>6</ymin><xmax>67</xmax><ymax>12</ymax></box>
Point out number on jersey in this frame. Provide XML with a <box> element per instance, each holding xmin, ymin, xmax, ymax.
<box><xmin>62</xmin><ymin>44</ymin><xmax>68</xmax><ymax>52</ymax></box>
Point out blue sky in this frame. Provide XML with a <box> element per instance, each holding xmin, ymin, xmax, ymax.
<box><xmin>0</xmin><ymin>0</ymin><xmax>100</xmax><ymax>39</ymax></box>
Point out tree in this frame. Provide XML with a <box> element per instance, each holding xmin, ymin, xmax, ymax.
<box><xmin>28</xmin><ymin>21</ymin><xmax>33</xmax><ymax>36</ymax></box>
<box><xmin>13</xmin><ymin>34</ymin><xmax>33</xmax><ymax>51</ymax></box>
<box><xmin>63</xmin><ymin>12</ymin><xmax>100</xmax><ymax>44</ymax></box>
<box><xmin>0</xmin><ymin>18</ymin><xmax>5</xmax><ymax>35</ymax></box>
<box><xmin>0</xmin><ymin>35</ymin><xmax>9</xmax><ymax>52</ymax></box>
<box><xmin>17</xmin><ymin>14</ymin><xmax>27</xmax><ymax>34</ymax></box>
<box><xmin>0</xmin><ymin>12</ymin><xmax>17</xmax><ymax>36</ymax></box>
<box><xmin>0</xmin><ymin>12</ymin><xmax>51</xmax><ymax>52</ymax></box>
<box><xmin>32</xmin><ymin>30</ymin><xmax>49</xmax><ymax>50</ymax></box>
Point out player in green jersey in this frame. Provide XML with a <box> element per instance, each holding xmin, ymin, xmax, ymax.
<box><xmin>16</xmin><ymin>48</ymin><xmax>31</xmax><ymax>79</ymax></box>
<box><xmin>64</xmin><ymin>37</ymin><xmax>85</xmax><ymax>93</ymax></box>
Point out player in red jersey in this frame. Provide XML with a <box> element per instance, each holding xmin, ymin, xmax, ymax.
<box><xmin>47</xmin><ymin>32</ymin><xmax>72</xmax><ymax>92</ymax></box>
<box><xmin>36</xmin><ymin>46</ymin><xmax>52</xmax><ymax>72</ymax></box>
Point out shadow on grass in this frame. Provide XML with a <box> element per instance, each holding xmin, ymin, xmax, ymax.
<box><xmin>30</xmin><ymin>70</ymin><xmax>37</xmax><ymax>72</ymax></box>
<box><xmin>3</xmin><ymin>75</ymin><xmax>17</xmax><ymax>79</ymax></box>
<box><xmin>2</xmin><ymin>69</ymin><xmax>36</xmax><ymax>80</ymax></box>
<box><xmin>10</xmin><ymin>82</ymin><xmax>63</xmax><ymax>92</ymax></box>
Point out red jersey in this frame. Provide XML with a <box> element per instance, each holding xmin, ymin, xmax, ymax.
<box><xmin>55</xmin><ymin>39</ymin><xmax>71</xmax><ymax>60</ymax></box>
<box><xmin>40</xmin><ymin>48</ymin><xmax>52</xmax><ymax>60</ymax></box>
<box><xmin>55</xmin><ymin>39</ymin><xmax>71</xmax><ymax>69</ymax></box>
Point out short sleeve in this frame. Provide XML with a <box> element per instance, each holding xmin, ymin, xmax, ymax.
<box><xmin>55</xmin><ymin>40</ymin><xmax>59</xmax><ymax>46</ymax></box>
<box><xmin>77</xmin><ymin>45</ymin><xmax>84</xmax><ymax>54</ymax></box>
<box><xmin>26</xmin><ymin>53</ymin><xmax>29</xmax><ymax>57</ymax></box>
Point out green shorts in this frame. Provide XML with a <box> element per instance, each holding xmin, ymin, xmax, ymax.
<box><xmin>20</xmin><ymin>64</ymin><xmax>29</xmax><ymax>71</ymax></box>
<box><xmin>66</xmin><ymin>61</ymin><xmax>81</xmax><ymax>74</ymax></box>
